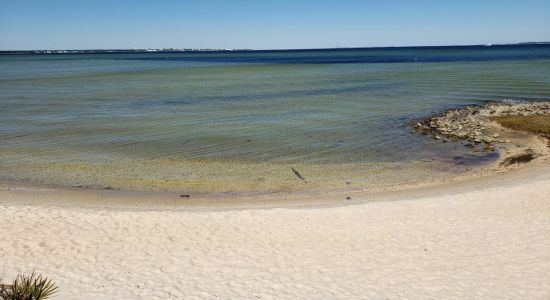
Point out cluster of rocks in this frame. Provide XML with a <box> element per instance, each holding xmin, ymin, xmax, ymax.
<box><xmin>413</xmin><ymin>101</ymin><xmax>550</xmax><ymax>151</ymax></box>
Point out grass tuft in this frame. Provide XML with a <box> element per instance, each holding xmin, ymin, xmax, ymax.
<box><xmin>0</xmin><ymin>271</ymin><xmax>58</xmax><ymax>300</ymax></box>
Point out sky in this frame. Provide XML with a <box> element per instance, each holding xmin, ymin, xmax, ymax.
<box><xmin>1</xmin><ymin>0</ymin><xmax>549</xmax><ymax>50</ymax></box>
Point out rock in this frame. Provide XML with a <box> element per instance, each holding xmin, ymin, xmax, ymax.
<box><xmin>411</xmin><ymin>101</ymin><xmax>550</xmax><ymax>150</ymax></box>
<box><xmin>484</xmin><ymin>144</ymin><xmax>495</xmax><ymax>151</ymax></box>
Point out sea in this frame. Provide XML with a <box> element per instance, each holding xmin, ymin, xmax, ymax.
<box><xmin>1</xmin><ymin>45</ymin><xmax>550</xmax><ymax>193</ymax></box>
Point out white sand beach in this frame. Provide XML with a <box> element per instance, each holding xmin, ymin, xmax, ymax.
<box><xmin>1</xmin><ymin>154</ymin><xmax>550</xmax><ymax>299</ymax></box>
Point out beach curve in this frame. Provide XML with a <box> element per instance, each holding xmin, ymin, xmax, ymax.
<box><xmin>1</xmin><ymin>140</ymin><xmax>550</xmax><ymax>299</ymax></box>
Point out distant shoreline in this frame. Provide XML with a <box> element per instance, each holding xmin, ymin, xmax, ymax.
<box><xmin>2</xmin><ymin>42</ymin><xmax>549</xmax><ymax>55</ymax></box>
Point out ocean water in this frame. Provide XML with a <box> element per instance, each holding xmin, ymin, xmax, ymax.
<box><xmin>1</xmin><ymin>45</ymin><xmax>550</xmax><ymax>193</ymax></box>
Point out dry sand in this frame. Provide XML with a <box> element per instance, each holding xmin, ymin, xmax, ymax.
<box><xmin>1</xmin><ymin>154</ymin><xmax>550</xmax><ymax>299</ymax></box>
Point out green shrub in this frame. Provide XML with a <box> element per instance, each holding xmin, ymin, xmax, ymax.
<box><xmin>0</xmin><ymin>271</ymin><xmax>58</xmax><ymax>300</ymax></box>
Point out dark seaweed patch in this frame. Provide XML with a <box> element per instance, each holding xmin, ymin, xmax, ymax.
<box><xmin>500</xmin><ymin>153</ymin><xmax>535</xmax><ymax>166</ymax></box>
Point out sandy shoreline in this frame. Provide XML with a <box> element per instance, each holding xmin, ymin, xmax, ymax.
<box><xmin>2</xmin><ymin>104</ymin><xmax>550</xmax><ymax>299</ymax></box>
<box><xmin>1</xmin><ymin>152</ymin><xmax>550</xmax><ymax>299</ymax></box>
<box><xmin>1</xmin><ymin>160</ymin><xmax>549</xmax><ymax>299</ymax></box>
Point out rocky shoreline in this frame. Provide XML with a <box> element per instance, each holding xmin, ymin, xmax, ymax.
<box><xmin>413</xmin><ymin>100</ymin><xmax>550</xmax><ymax>152</ymax></box>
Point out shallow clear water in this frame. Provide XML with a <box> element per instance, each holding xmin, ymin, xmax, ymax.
<box><xmin>1</xmin><ymin>45</ymin><xmax>550</xmax><ymax>193</ymax></box>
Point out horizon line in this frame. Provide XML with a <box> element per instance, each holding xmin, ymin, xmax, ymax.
<box><xmin>2</xmin><ymin>41</ymin><xmax>550</xmax><ymax>53</ymax></box>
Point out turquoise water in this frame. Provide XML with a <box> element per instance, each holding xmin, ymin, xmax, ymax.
<box><xmin>1</xmin><ymin>46</ymin><xmax>550</xmax><ymax>193</ymax></box>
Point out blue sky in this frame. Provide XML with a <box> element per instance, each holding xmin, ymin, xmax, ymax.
<box><xmin>1</xmin><ymin>0</ymin><xmax>549</xmax><ymax>50</ymax></box>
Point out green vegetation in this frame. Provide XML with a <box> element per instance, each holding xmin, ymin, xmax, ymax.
<box><xmin>0</xmin><ymin>272</ymin><xmax>58</xmax><ymax>300</ymax></box>
<box><xmin>491</xmin><ymin>115</ymin><xmax>550</xmax><ymax>138</ymax></box>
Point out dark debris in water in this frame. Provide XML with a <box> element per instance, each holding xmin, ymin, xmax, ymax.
<box><xmin>291</xmin><ymin>167</ymin><xmax>306</xmax><ymax>181</ymax></box>
<box><xmin>500</xmin><ymin>153</ymin><xmax>535</xmax><ymax>166</ymax></box>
